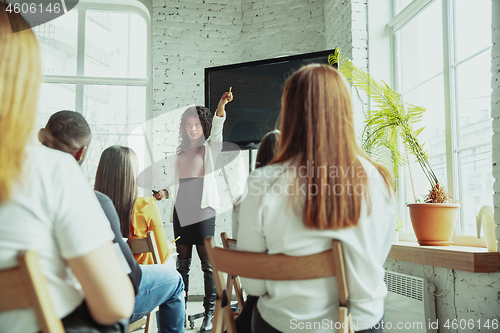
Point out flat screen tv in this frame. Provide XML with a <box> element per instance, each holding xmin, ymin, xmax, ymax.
<box><xmin>205</xmin><ymin>49</ymin><xmax>337</xmax><ymax>149</ymax></box>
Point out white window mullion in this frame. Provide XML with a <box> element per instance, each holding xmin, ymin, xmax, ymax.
<box><xmin>43</xmin><ymin>75</ymin><xmax>149</xmax><ymax>86</ymax></box>
<box><xmin>441</xmin><ymin>0</ymin><xmax>456</xmax><ymax>198</ymax></box>
<box><xmin>76</xmin><ymin>83</ymin><xmax>84</xmax><ymax>114</ymax></box>
<box><xmin>75</xmin><ymin>5</ymin><xmax>86</xmax><ymax>114</ymax></box>
<box><xmin>448</xmin><ymin>0</ymin><xmax>464</xmax><ymax>234</ymax></box>
<box><xmin>77</xmin><ymin>5</ymin><xmax>86</xmax><ymax>77</ymax></box>
<box><xmin>388</xmin><ymin>0</ymin><xmax>435</xmax><ymax>31</ymax></box>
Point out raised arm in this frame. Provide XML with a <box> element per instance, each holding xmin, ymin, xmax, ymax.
<box><xmin>210</xmin><ymin>91</ymin><xmax>233</xmax><ymax>148</ymax></box>
<box><xmin>216</xmin><ymin>90</ymin><xmax>233</xmax><ymax>118</ymax></box>
<box><xmin>67</xmin><ymin>242</ymin><xmax>135</xmax><ymax>324</ymax></box>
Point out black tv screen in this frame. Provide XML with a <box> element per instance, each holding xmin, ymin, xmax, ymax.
<box><xmin>205</xmin><ymin>49</ymin><xmax>337</xmax><ymax>149</ymax></box>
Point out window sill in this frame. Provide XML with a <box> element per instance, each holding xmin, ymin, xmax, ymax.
<box><xmin>388</xmin><ymin>241</ymin><xmax>500</xmax><ymax>273</ymax></box>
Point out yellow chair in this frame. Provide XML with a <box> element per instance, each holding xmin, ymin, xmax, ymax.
<box><xmin>0</xmin><ymin>250</ymin><xmax>65</xmax><ymax>333</ymax></box>
<box><xmin>205</xmin><ymin>236</ymin><xmax>354</xmax><ymax>333</ymax></box>
<box><xmin>127</xmin><ymin>231</ymin><xmax>160</xmax><ymax>333</ymax></box>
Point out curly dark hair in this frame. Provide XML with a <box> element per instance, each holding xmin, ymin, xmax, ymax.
<box><xmin>177</xmin><ymin>106</ymin><xmax>213</xmax><ymax>154</ymax></box>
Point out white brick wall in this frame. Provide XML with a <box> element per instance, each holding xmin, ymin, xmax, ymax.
<box><xmin>151</xmin><ymin>0</ymin><xmax>361</xmax><ymax>296</ymax></box>
<box><xmin>492</xmin><ymin>0</ymin><xmax>500</xmax><ymax>250</ymax></box>
<box><xmin>240</xmin><ymin>0</ymin><xmax>326</xmax><ymax>61</ymax></box>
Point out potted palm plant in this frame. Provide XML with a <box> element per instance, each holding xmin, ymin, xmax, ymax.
<box><xmin>329</xmin><ymin>49</ymin><xmax>459</xmax><ymax>246</ymax></box>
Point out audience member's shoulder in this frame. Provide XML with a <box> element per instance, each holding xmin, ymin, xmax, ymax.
<box><xmin>249</xmin><ymin>162</ymin><xmax>288</xmax><ymax>182</ymax></box>
<box><xmin>358</xmin><ymin>156</ymin><xmax>392</xmax><ymax>200</ymax></box>
<box><xmin>37</xmin><ymin>144</ymin><xmax>77</xmax><ymax>165</ymax></box>
<box><xmin>29</xmin><ymin>145</ymin><xmax>79</xmax><ymax>177</ymax></box>
<box><xmin>134</xmin><ymin>197</ymin><xmax>156</xmax><ymax>210</ymax></box>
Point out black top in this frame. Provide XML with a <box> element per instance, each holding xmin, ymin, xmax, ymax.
<box><xmin>94</xmin><ymin>191</ymin><xmax>141</xmax><ymax>295</ymax></box>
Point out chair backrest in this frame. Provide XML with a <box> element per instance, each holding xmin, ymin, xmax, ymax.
<box><xmin>205</xmin><ymin>236</ymin><xmax>352</xmax><ymax>333</ymax></box>
<box><xmin>127</xmin><ymin>231</ymin><xmax>161</xmax><ymax>264</ymax></box>
<box><xmin>220</xmin><ymin>232</ymin><xmax>244</xmax><ymax>311</ymax></box>
<box><xmin>0</xmin><ymin>250</ymin><xmax>65</xmax><ymax>333</ymax></box>
<box><xmin>127</xmin><ymin>231</ymin><xmax>160</xmax><ymax>333</ymax></box>
<box><xmin>221</xmin><ymin>232</ymin><xmax>237</xmax><ymax>250</ymax></box>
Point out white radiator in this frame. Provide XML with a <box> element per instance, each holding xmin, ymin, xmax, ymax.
<box><xmin>384</xmin><ymin>271</ymin><xmax>437</xmax><ymax>333</ymax></box>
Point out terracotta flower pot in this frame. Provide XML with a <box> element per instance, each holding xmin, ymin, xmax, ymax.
<box><xmin>407</xmin><ymin>203</ymin><xmax>461</xmax><ymax>246</ymax></box>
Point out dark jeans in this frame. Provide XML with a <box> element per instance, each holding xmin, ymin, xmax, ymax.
<box><xmin>251</xmin><ymin>305</ymin><xmax>281</xmax><ymax>333</ymax></box>
<box><xmin>234</xmin><ymin>295</ymin><xmax>259</xmax><ymax>333</ymax></box>
<box><xmin>60</xmin><ymin>301</ymin><xmax>128</xmax><ymax>333</ymax></box>
<box><xmin>251</xmin><ymin>305</ymin><xmax>385</xmax><ymax>333</ymax></box>
<box><xmin>357</xmin><ymin>316</ymin><xmax>384</xmax><ymax>333</ymax></box>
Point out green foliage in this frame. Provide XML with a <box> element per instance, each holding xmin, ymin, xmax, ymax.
<box><xmin>396</xmin><ymin>219</ymin><xmax>403</xmax><ymax>232</ymax></box>
<box><xmin>328</xmin><ymin>49</ymin><xmax>439</xmax><ymax>189</ymax></box>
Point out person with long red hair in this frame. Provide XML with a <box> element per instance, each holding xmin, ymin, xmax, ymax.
<box><xmin>237</xmin><ymin>64</ymin><xmax>396</xmax><ymax>333</ymax></box>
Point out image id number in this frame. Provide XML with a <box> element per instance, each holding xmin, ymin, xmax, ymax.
<box><xmin>6</xmin><ymin>2</ymin><xmax>62</xmax><ymax>15</ymax></box>
<box><xmin>444</xmin><ymin>318</ymin><xmax>498</xmax><ymax>330</ymax></box>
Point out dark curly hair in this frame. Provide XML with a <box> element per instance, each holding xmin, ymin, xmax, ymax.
<box><xmin>177</xmin><ymin>106</ymin><xmax>213</xmax><ymax>154</ymax></box>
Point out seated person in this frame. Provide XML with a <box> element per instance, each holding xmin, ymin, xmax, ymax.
<box><xmin>237</xmin><ymin>65</ymin><xmax>396</xmax><ymax>333</ymax></box>
<box><xmin>38</xmin><ymin>110</ymin><xmax>142</xmax><ymax>295</ymax></box>
<box><xmin>38</xmin><ymin>111</ymin><xmax>184</xmax><ymax>332</ymax></box>
<box><xmin>232</xmin><ymin>129</ymin><xmax>280</xmax><ymax>239</ymax></box>
<box><xmin>131</xmin><ymin>195</ymin><xmax>175</xmax><ymax>265</ymax></box>
<box><xmin>95</xmin><ymin>145</ymin><xmax>185</xmax><ymax>332</ymax></box>
<box><xmin>230</xmin><ymin>129</ymin><xmax>280</xmax><ymax>333</ymax></box>
<box><xmin>94</xmin><ymin>146</ymin><xmax>175</xmax><ymax>265</ymax></box>
<box><xmin>0</xmin><ymin>7</ymin><xmax>134</xmax><ymax>333</ymax></box>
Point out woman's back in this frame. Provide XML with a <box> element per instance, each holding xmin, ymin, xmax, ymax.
<box><xmin>237</xmin><ymin>158</ymin><xmax>395</xmax><ymax>333</ymax></box>
<box><xmin>0</xmin><ymin>146</ymin><xmax>115</xmax><ymax>332</ymax></box>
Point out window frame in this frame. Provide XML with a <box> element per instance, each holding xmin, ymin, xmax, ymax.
<box><xmin>40</xmin><ymin>0</ymin><xmax>153</xmax><ymax>191</ymax></box>
<box><xmin>388</xmin><ymin>0</ymin><xmax>492</xmax><ymax>246</ymax></box>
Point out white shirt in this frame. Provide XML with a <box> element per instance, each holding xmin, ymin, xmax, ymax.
<box><xmin>237</xmin><ymin>158</ymin><xmax>396</xmax><ymax>332</ymax></box>
<box><xmin>0</xmin><ymin>145</ymin><xmax>114</xmax><ymax>333</ymax></box>
<box><xmin>168</xmin><ymin>113</ymin><xmax>226</xmax><ymax>221</ymax></box>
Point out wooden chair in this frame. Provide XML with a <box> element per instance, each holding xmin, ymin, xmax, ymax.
<box><xmin>205</xmin><ymin>236</ymin><xmax>354</xmax><ymax>333</ymax></box>
<box><xmin>220</xmin><ymin>232</ymin><xmax>244</xmax><ymax>316</ymax></box>
<box><xmin>127</xmin><ymin>231</ymin><xmax>160</xmax><ymax>333</ymax></box>
<box><xmin>0</xmin><ymin>250</ymin><xmax>65</xmax><ymax>333</ymax></box>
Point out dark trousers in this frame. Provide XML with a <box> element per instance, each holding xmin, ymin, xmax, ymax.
<box><xmin>251</xmin><ymin>305</ymin><xmax>385</xmax><ymax>333</ymax></box>
<box><xmin>60</xmin><ymin>301</ymin><xmax>128</xmax><ymax>333</ymax></box>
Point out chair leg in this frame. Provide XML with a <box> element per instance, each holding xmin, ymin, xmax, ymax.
<box><xmin>144</xmin><ymin>313</ymin><xmax>153</xmax><ymax>333</ymax></box>
<box><xmin>233</xmin><ymin>276</ymin><xmax>245</xmax><ymax>310</ymax></box>
<box><xmin>212</xmin><ymin>298</ymin><xmax>224</xmax><ymax>333</ymax></box>
<box><xmin>338</xmin><ymin>307</ymin><xmax>348</xmax><ymax>333</ymax></box>
<box><xmin>128</xmin><ymin>317</ymin><xmax>147</xmax><ymax>332</ymax></box>
<box><xmin>348</xmin><ymin>312</ymin><xmax>354</xmax><ymax>333</ymax></box>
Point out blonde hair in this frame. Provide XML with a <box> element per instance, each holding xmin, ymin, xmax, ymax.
<box><xmin>274</xmin><ymin>64</ymin><xmax>393</xmax><ymax>229</ymax></box>
<box><xmin>0</xmin><ymin>6</ymin><xmax>42</xmax><ymax>203</ymax></box>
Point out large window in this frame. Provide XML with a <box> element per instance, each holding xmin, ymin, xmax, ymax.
<box><xmin>34</xmin><ymin>1</ymin><xmax>151</xmax><ymax>189</ymax></box>
<box><xmin>391</xmin><ymin>0</ymin><xmax>492</xmax><ymax>241</ymax></box>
